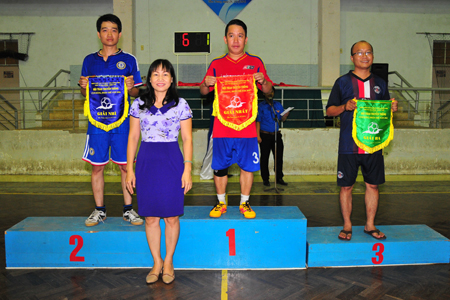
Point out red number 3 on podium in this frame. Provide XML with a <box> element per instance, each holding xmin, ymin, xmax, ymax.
<box><xmin>372</xmin><ymin>243</ymin><xmax>384</xmax><ymax>264</ymax></box>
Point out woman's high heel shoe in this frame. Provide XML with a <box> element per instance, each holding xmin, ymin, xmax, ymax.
<box><xmin>162</xmin><ymin>271</ymin><xmax>175</xmax><ymax>285</ymax></box>
<box><xmin>162</xmin><ymin>264</ymin><xmax>175</xmax><ymax>285</ymax></box>
<box><xmin>146</xmin><ymin>268</ymin><xmax>163</xmax><ymax>284</ymax></box>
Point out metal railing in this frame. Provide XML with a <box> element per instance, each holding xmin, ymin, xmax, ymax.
<box><xmin>435</xmin><ymin>97</ymin><xmax>450</xmax><ymax>128</ymax></box>
<box><xmin>0</xmin><ymin>94</ymin><xmax>19</xmax><ymax>129</ymax></box>
<box><xmin>388</xmin><ymin>86</ymin><xmax>450</xmax><ymax>128</ymax></box>
<box><xmin>388</xmin><ymin>71</ymin><xmax>420</xmax><ymax>113</ymax></box>
<box><xmin>2</xmin><ymin>85</ymin><xmax>450</xmax><ymax>130</ymax></box>
<box><xmin>179</xmin><ymin>86</ymin><xmax>330</xmax><ymax>129</ymax></box>
<box><xmin>0</xmin><ymin>87</ymin><xmax>82</xmax><ymax>130</ymax></box>
<box><xmin>40</xmin><ymin>69</ymin><xmax>70</xmax><ymax>112</ymax></box>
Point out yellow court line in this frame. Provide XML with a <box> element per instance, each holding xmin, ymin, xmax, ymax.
<box><xmin>2</xmin><ymin>191</ymin><xmax>450</xmax><ymax>196</ymax></box>
<box><xmin>221</xmin><ymin>270</ymin><xmax>228</xmax><ymax>300</ymax></box>
<box><xmin>1</xmin><ymin>174</ymin><xmax>450</xmax><ymax>183</ymax></box>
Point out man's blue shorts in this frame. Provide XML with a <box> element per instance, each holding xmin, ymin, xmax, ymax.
<box><xmin>212</xmin><ymin>137</ymin><xmax>260</xmax><ymax>172</ymax></box>
<box><xmin>82</xmin><ymin>133</ymin><xmax>128</xmax><ymax>165</ymax></box>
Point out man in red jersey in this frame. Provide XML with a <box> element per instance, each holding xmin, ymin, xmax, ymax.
<box><xmin>200</xmin><ymin>19</ymin><xmax>273</xmax><ymax>219</ymax></box>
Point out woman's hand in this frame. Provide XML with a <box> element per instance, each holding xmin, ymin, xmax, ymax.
<box><xmin>181</xmin><ymin>170</ymin><xmax>192</xmax><ymax>195</ymax></box>
<box><xmin>126</xmin><ymin>171</ymin><xmax>136</xmax><ymax>195</ymax></box>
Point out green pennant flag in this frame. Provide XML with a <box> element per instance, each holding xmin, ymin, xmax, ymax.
<box><xmin>352</xmin><ymin>99</ymin><xmax>394</xmax><ymax>154</ymax></box>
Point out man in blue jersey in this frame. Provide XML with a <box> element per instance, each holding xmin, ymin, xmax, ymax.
<box><xmin>326</xmin><ymin>41</ymin><xmax>397</xmax><ymax>241</ymax></box>
<box><xmin>78</xmin><ymin>14</ymin><xmax>143</xmax><ymax>226</ymax></box>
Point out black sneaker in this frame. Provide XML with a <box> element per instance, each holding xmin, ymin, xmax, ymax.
<box><xmin>277</xmin><ymin>179</ymin><xmax>288</xmax><ymax>186</ymax></box>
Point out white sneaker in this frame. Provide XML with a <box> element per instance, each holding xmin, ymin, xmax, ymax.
<box><xmin>123</xmin><ymin>209</ymin><xmax>143</xmax><ymax>225</ymax></box>
<box><xmin>85</xmin><ymin>209</ymin><xmax>106</xmax><ymax>227</ymax></box>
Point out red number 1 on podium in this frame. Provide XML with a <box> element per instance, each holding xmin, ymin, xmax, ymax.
<box><xmin>226</xmin><ymin>229</ymin><xmax>236</xmax><ymax>256</ymax></box>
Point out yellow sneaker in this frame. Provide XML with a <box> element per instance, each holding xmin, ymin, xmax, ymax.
<box><xmin>239</xmin><ymin>201</ymin><xmax>256</xmax><ymax>219</ymax></box>
<box><xmin>209</xmin><ymin>201</ymin><xmax>227</xmax><ymax>218</ymax></box>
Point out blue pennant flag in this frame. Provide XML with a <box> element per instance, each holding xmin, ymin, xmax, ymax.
<box><xmin>84</xmin><ymin>75</ymin><xmax>129</xmax><ymax>132</ymax></box>
<box><xmin>203</xmin><ymin>0</ymin><xmax>252</xmax><ymax>24</ymax></box>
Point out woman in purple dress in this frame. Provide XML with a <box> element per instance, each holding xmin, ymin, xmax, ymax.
<box><xmin>126</xmin><ymin>59</ymin><xmax>193</xmax><ymax>284</ymax></box>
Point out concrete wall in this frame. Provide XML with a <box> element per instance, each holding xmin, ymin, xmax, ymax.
<box><xmin>340</xmin><ymin>0</ymin><xmax>450</xmax><ymax>88</ymax></box>
<box><xmin>133</xmin><ymin>0</ymin><xmax>319</xmax><ymax>86</ymax></box>
<box><xmin>1</xmin><ymin>129</ymin><xmax>449</xmax><ymax>175</ymax></box>
<box><xmin>75</xmin><ymin>0</ymin><xmax>450</xmax><ymax>87</ymax></box>
<box><xmin>0</xmin><ymin>0</ymin><xmax>112</xmax><ymax>88</ymax></box>
<box><xmin>3</xmin><ymin>0</ymin><xmax>450</xmax><ymax>89</ymax></box>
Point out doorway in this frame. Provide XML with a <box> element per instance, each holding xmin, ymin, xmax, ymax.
<box><xmin>432</xmin><ymin>40</ymin><xmax>450</xmax><ymax>127</ymax></box>
<box><xmin>0</xmin><ymin>39</ymin><xmax>20</xmax><ymax>129</ymax></box>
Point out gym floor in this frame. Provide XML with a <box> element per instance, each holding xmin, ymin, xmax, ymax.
<box><xmin>0</xmin><ymin>175</ymin><xmax>449</xmax><ymax>300</ymax></box>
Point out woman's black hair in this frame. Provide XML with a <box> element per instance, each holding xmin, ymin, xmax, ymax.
<box><xmin>139</xmin><ymin>59</ymin><xmax>179</xmax><ymax>111</ymax></box>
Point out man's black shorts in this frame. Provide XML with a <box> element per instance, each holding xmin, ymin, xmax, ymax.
<box><xmin>337</xmin><ymin>152</ymin><xmax>385</xmax><ymax>187</ymax></box>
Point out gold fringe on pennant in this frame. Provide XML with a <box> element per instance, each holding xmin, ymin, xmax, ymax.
<box><xmin>212</xmin><ymin>76</ymin><xmax>258</xmax><ymax>131</ymax></box>
<box><xmin>84</xmin><ymin>76</ymin><xmax>129</xmax><ymax>132</ymax></box>
<box><xmin>352</xmin><ymin>99</ymin><xmax>394</xmax><ymax>154</ymax></box>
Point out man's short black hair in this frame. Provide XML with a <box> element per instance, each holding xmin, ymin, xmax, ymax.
<box><xmin>225</xmin><ymin>19</ymin><xmax>247</xmax><ymax>37</ymax></box>
<box><xmin>96</xmin><ymin>14</ymin><xmax>122</xmax><ymax>33</ymax></box>
<box><xmin>350</xmin><ymin>40</ymin><xmax>373</xmax><ymax>55</ymax></box>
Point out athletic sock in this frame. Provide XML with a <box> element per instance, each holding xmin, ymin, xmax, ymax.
<box><xmin>240</xmin><ymin>194</ymin><xmax>250</xmax><ymax>205</ymax></box>
<box><xmin>217</xmin><ymin>193</ymin><xmax>226</xmax><ymax>204</ymax></box>
<box><xmin>95</xmin><ymin>205</ymin><xmax>106</xmax><ymax>213</ymax></box>
<box><xmin>123</xmin><ymin>204</ymin><xmax>132</xmax><ymax>213</ymax></box>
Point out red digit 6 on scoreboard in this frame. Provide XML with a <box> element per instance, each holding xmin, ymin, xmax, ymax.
<box><xmin>69</xmin><ymin>235</ymin><xmax>85</xmax><ymax>262</ymax></box>
<box><xmin>372</xmin><ymin>242</ymin><xmax>384</xmax><ymax>264</ymax></box>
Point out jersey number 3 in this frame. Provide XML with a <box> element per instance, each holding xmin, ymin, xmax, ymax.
<box><xmin>252</xmin><ymin>152</ymin><xmax>259</xmax><ymax>164</ymax></box>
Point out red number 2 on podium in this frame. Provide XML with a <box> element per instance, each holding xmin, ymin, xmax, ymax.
<box><xmin>70</xmin><ymin>235</ymin><xmax>85</xmax><ymax>262</ymax></box>
<box><xmin>226</xmin><ymin>229</ymin><xmax>236</xmax><ymax>256</ymax></box>
<box><xmin>372</xmin><ymin>242</ymin><xmax>384</xmax><ymax>264</ymax></box>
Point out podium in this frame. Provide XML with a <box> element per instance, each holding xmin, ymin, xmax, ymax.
<box><xmin>307</xmin><ymin>225</ymin><xmax>449</xmax><ymax>267</ymax></box>
<box><xmin>5</xmin><ymin>206</ymin><xmax>307</xmax><ymax>269</ymax></box>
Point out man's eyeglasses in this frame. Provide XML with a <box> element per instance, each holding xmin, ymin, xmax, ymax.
<box><xmin>352</xmin><ymin>51</ymin><xmax>373</xmax><ymax>57</ymax></box>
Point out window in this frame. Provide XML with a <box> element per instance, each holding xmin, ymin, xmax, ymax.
<box><xmin>0</xmin><ymin>40</ymin><xmax>19</xmax><ymax>66</ymax></box>
<box><xmin>433</xmin><ymin>41</ymin><xmax>450</xmax><ymax>65</ymax></box>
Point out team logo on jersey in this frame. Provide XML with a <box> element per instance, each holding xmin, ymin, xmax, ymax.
<box><xmin>89</xmin><ymin>148</ymin><xmax>95</xmax><ymax>156</ymax></box>
<box><xmin>243</xmin><ymin>65</ymin><xmax>255</xmax><ymax>70</ymax></box>
<box><xmin>373</xmin><ymin>86</ymin><xmax>381</xmax><ymax>94</ymax></box>
<box><xmin>116</xmin><ymin>61</ymin><xmax>126</xmax><ymax>70</ymax></box>
<box><xmin>337</xmin><ymin>171</ymin><xmax>344</xmax><ymax>179</ymax></box>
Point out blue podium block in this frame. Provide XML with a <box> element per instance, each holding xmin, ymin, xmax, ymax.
<box><xmin>307</xmin><ymin>225</ymin><xmax>449</xmax><ymax>267</ymax></box>
<box><xmin>5</xmin><ymin>206</ymin><xmax>307</xmax><ymax>269</ymax></box>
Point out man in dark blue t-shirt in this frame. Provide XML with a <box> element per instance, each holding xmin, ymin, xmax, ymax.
<box><xmin>78</xmin><ymin>14</ymin><xmax>143</xmax><ymax>227</ymax></box>
<box><xmin>326</xmin><ymin>40</ymin><xmax>397</xmax><ymax>241</ymax></box>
